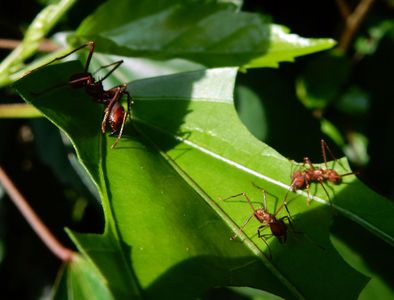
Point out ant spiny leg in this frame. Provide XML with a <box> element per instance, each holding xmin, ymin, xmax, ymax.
<box><xmin>101</xmin><ymin>86</ymin><xmax>123</xmax><ymax>133</ymax></box>
<box><xmin>282</xmin><ymin>188</ymin><xmax>291</xmax><ymax>211</ymax></box>
<box><xmin>230</xmin><ymin>214</ymin><xmax>254</xmax><ymax>241</ymax></box>
<box><xmin>95</xmin><ymin>60</ymin><xmax>124</xmax><ymax>82</ymax></box>
<box><xmin>28</xmin><ymin>41</ymin><xmax>95</xmax><ymax>75</ymax></box>
<box><xmin>318</xmin><ymin>182</ymin><xmax>333</xmax><ymax>207</ymax></box>
<box><xmin>220</xmin><ymin>192</ymin><xmax>246</xmax><ymax>202</ymax></box>
<box><xmin>303</xmin><ymin>157</ymin><xmax>315</xmax><ymax>170</ymax></box>
<box><xmin>257</xmin><ymin>225</ymin><xmax>273</xmax><ymax>260</ymax></box>
<box><xmin>111</xmin><ymin>109</ymin><xmax>128</xmax><ymax>149</ymax></box>
<box><xmin>282</xmin><ymin>202</ymin><xmax>295</xmax><ymax>222</ymax></box>
<box><xmin>83</xmin><ymin>41</ymin><xmax>96</xmax><ymax>73</ymax></box>
<box><xmin>110</xmin><ymin>88</ymin><xmax>130</xmax><ymax>149</ymax></box>
<box><xmin>251</xmin><ymin>183</ymin><xmax>269</xmax><ymax>211</ymax></box>
<box><xmin>101</xmin><ymin>108</ymin><xmax>110</xmax><ymax>133</ymax></box>
<box><xmin>281</xmin><ymin>216</ymin><xmax>295</xmax><ymax>229</ymax></box>
<box><xmin>221</xmin><ymin>192</ymin><xmax>256</xmax><ymax>212</ymax></box>
<box><xmin>305</xmin><ymin>182</ymin><xmax>312</xmax><ymax>206</ymax></box>
<box><xmin>321</xmin><ymin>139</ymin><xmax>338</xmax><ymax>165</ymax></box>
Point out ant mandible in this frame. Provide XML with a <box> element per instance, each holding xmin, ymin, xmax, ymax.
<box><xmin>30</xmin><ymin>41</ymin><xmax>133</xmax><ymax>149</ymax></box>
<box><xmin>289</xmin><ymin>139</ymin><xmax>355</xmax><ymax>205</ymax></box>
<box><xmin>222</xmin><ymin>188</ymin><xmax>292</xmax><ymax>259</ymax></box>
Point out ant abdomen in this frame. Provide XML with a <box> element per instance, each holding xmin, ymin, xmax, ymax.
<box><xmin>270</xmin><ymin>220</ymin><xmax>287</xmax><ymax>243</ymax></box>
<box><xmin>109</xmin><ymin>102</ymin><xmax>125</xmax><ymax>133</ymax></box>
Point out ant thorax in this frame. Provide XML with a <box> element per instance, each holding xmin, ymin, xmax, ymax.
<box><xmin>254</xmin><ymin>209</ymin><xmax>274</xmax><ymax>223</ymax></box>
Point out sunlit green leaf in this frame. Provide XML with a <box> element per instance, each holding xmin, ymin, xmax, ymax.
<box><xmin>14</xmin><ymin>61</ymin><xmax>394</xmax><ymax>299</ymax></box>
<box><xmin>52</xmin><ymin>255</ymin><xmax>115</xmax><ymax>300</ymax></box>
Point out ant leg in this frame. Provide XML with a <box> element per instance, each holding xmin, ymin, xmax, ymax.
<box><xmin>281</xmin><ymin>216</ymin><xmax>295</xmax><ymax>230</ymax></box>
<box><xmin>282</xmin><ymin>187</ymin><xmax>292</xmax><ymax>212</ymax></box>
<box><xmin>220</xmin><ymin>192</ymin><xmax>247</xmax><ymax>202</ymax></box>
<box><xmin>257</xmin><ymin>225</ymin><xmax>272</xmax><ymax>259</ymax></box>
<box><xmin>221</xmin><ymin>192</ymin><xmax>260</xmax><ymax>241</ymax></box>
<box><xmin>321</xmin><ymin>139</ymin><xmax>338</xmax><ymax>167</ymax></box>
<box><xmin>321</xmin><ymin>139</ymin><xmax>350</xmax><ymax>172</ymax></box>
<box><xmin>303</xmin><ymin>157</ymin><xmax>315</xmax><ymax>170</ymax></box>
<box><xmin>221</xmin><ymin>192</ymin><xmax>257</xmax><ymax>212</ymax></box>
<box><xmin>29</xmin><ymin>41</ymin><xmax>95</xmax><ymax>74</ymax></box>
<box><xmin>321</xmin><ymin>139</ymin><xmax>357</xmax><ymax>179</ymax></box>
<box><xmin>305</xmin><ymin>181</ymin><xmax>312</xmax><ymax>206</ymax></box>
<box><xmin>94</xmin><ymin>60</ymin><xmax>124</xmax><ymax>82</ymax></box>
<box><xmin>282</xmin><ymin>202</ymin><xmax>295</xmax><ymax>223</ymax></box>
<box><xmin>318</xmin><ymin>182</ymin><xmax>332</xmax><ymax>206</ymax></box>
<box><xmin>69</xmin><ymin>74</ymin><xmax>93</xmax><ymax>87</ymax></box>
<box><xmin>251</xmin><ymin>183</ymin><xmax>268</xmax><ymax>211</ymax></box>
<box><xmin>101</xmin><ymin>86</ymin><xmax>123</xmax><ymax>133</ymax></box>
<box><xmin>111</xmin><ymin>90</ymin><xmax>130</xmax><ymax>149</ymax></box>
<box><xmin>229</xmin><ymin>214</ymin><xmax>255</xmax><ymax>241</ymax></box>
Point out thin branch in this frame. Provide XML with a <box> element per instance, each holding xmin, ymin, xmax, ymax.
<box><xmin>0</xmin><ymin>165</ymin><xmax>75</xmax><ymax>262</ymax></box>
<box><xmin>0</xmin><ymin>38</ymin><xmax>60</xmax><ymax>52</ymax></box>
<box><xmin>336</xmin><ymin>0</ymin><xmax>351</xmax><ymax>19</ymax></box>
<box><xmin>0</xmin><ymin>103</ymin><xmax>43</xmax><ymax>118</ymax></box>
<box><xmin>338</xmin><ymin>0</ymin><xmax>376</xmax><ymax>51</ymax></box>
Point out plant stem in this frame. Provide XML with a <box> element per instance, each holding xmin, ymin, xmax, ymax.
<box><xmin>0</xmin><ymin>103</ymin><xmax>43</xmax><ymax>118</ymax></box>
<box><xmin>0</xmin><ymin>165</ymin><xmax>75</xmax><ymax>262</ymax></box>
<box><xmin>338</xmin><ymin>0</ymin><xmax>376</xmax><ymax>51</ymax></box>
<box><xmin>0</xmin><ymin>38</ymin><xmax>60</xmax><ymax>52</ymax></box>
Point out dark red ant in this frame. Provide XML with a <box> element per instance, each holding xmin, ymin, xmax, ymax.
<box><xmin>289</xmin><ymin>139</ymin><xmax>355</xmax><ymax>205</ymax></box>
<box><xmin>222</xmin><ymin>189</ymin><xmax>292</xmax><ymax>259</ymax></box>
<box><xmin>30</xmin><ymin>41</ymin><xmax>133</xmax><ymax>148</ymax></box>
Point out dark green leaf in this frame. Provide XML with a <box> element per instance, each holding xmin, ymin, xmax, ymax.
<box><xmin>296</xmin><ymin>52</ymin><xmax>350</xmax><ymax>109</ymax></box>
<box><xmin>72</xmin><ymin>0</ymin><xmax>335</xmax><ymax>69</ymax></box>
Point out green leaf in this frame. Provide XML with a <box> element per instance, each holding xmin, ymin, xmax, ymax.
<box><xmin>14</xmin><ymin>61</ymin><xmax>394</xmax><ymax>299</ymax></box>
<box><xmin>0</xmin><ymin>0</ymin><xmax>76</xmax><ymax>87</ymax></box>
<box><xmin>235</xmin><ymin>85</ymin><xmax>267</xmax><ymax>141</ymax></box>
<box><xmin>52</xmin><ymin>255</ymin><xmax>115</xmax><ymax>300</ymax></box>
<box><xmin>72</xmin><ymin>0</ymin><xmax>335</xmax><ymax>69</ymax></box>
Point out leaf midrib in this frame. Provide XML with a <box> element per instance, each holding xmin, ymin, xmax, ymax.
<box><xmin>136</xmin><ymin>124</ymin><xmax>306</xmax><ymax>300</ymax></box>
<box><xmin>134</xmin><ymin>117</ymin><xmax>394</xmax><ymax>248</ymax></box>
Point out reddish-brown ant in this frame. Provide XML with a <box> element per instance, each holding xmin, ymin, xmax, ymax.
<box><xmin>222</xmin><ymin>189</ymin><xmax>293</xmax><ymax>259</ymax></box>
<box><xmin>30</xmin><ymin>41</ymin><xmax>133</xmax><ymax>148</ymax></box>
<box><xmin>288</xmin><ymin>139</ymin><xmax>355</xmax><ymax>205</ymax></box>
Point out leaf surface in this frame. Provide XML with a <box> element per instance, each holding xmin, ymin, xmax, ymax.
<box><xmin>14</xmin><ymin>61</ymin><xmax>394</xmax><ymax>299</ymax></box>
<box><xmin>72</xmin><ymin>0</ymin><xmax>335</xmax><ymax>69</ymax></box>
<box><xmin>52</xmin><ymin>255</ymin><xmax>115</xmax><ymax>300</ymax></box>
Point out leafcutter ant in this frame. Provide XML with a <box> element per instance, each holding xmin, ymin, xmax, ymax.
<box><xmin>222</xmin><ymin>189</ymin><xmax>293</xmax><ymax>259</ymax></box>
<box><xmin>288</xmin><ymin>139</ymin><xmax>355</xmax><ymax>205</ymax></box>
<box><xmin>29</xmin><ymin>41</ymin><xmax>133</xmax><ymax>148</ymax></box>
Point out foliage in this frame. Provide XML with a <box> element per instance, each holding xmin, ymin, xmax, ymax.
<box><xmin>1</xmin><ymin>0</ymin><xmax>394</xmax><ymax>299</ymax></box>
